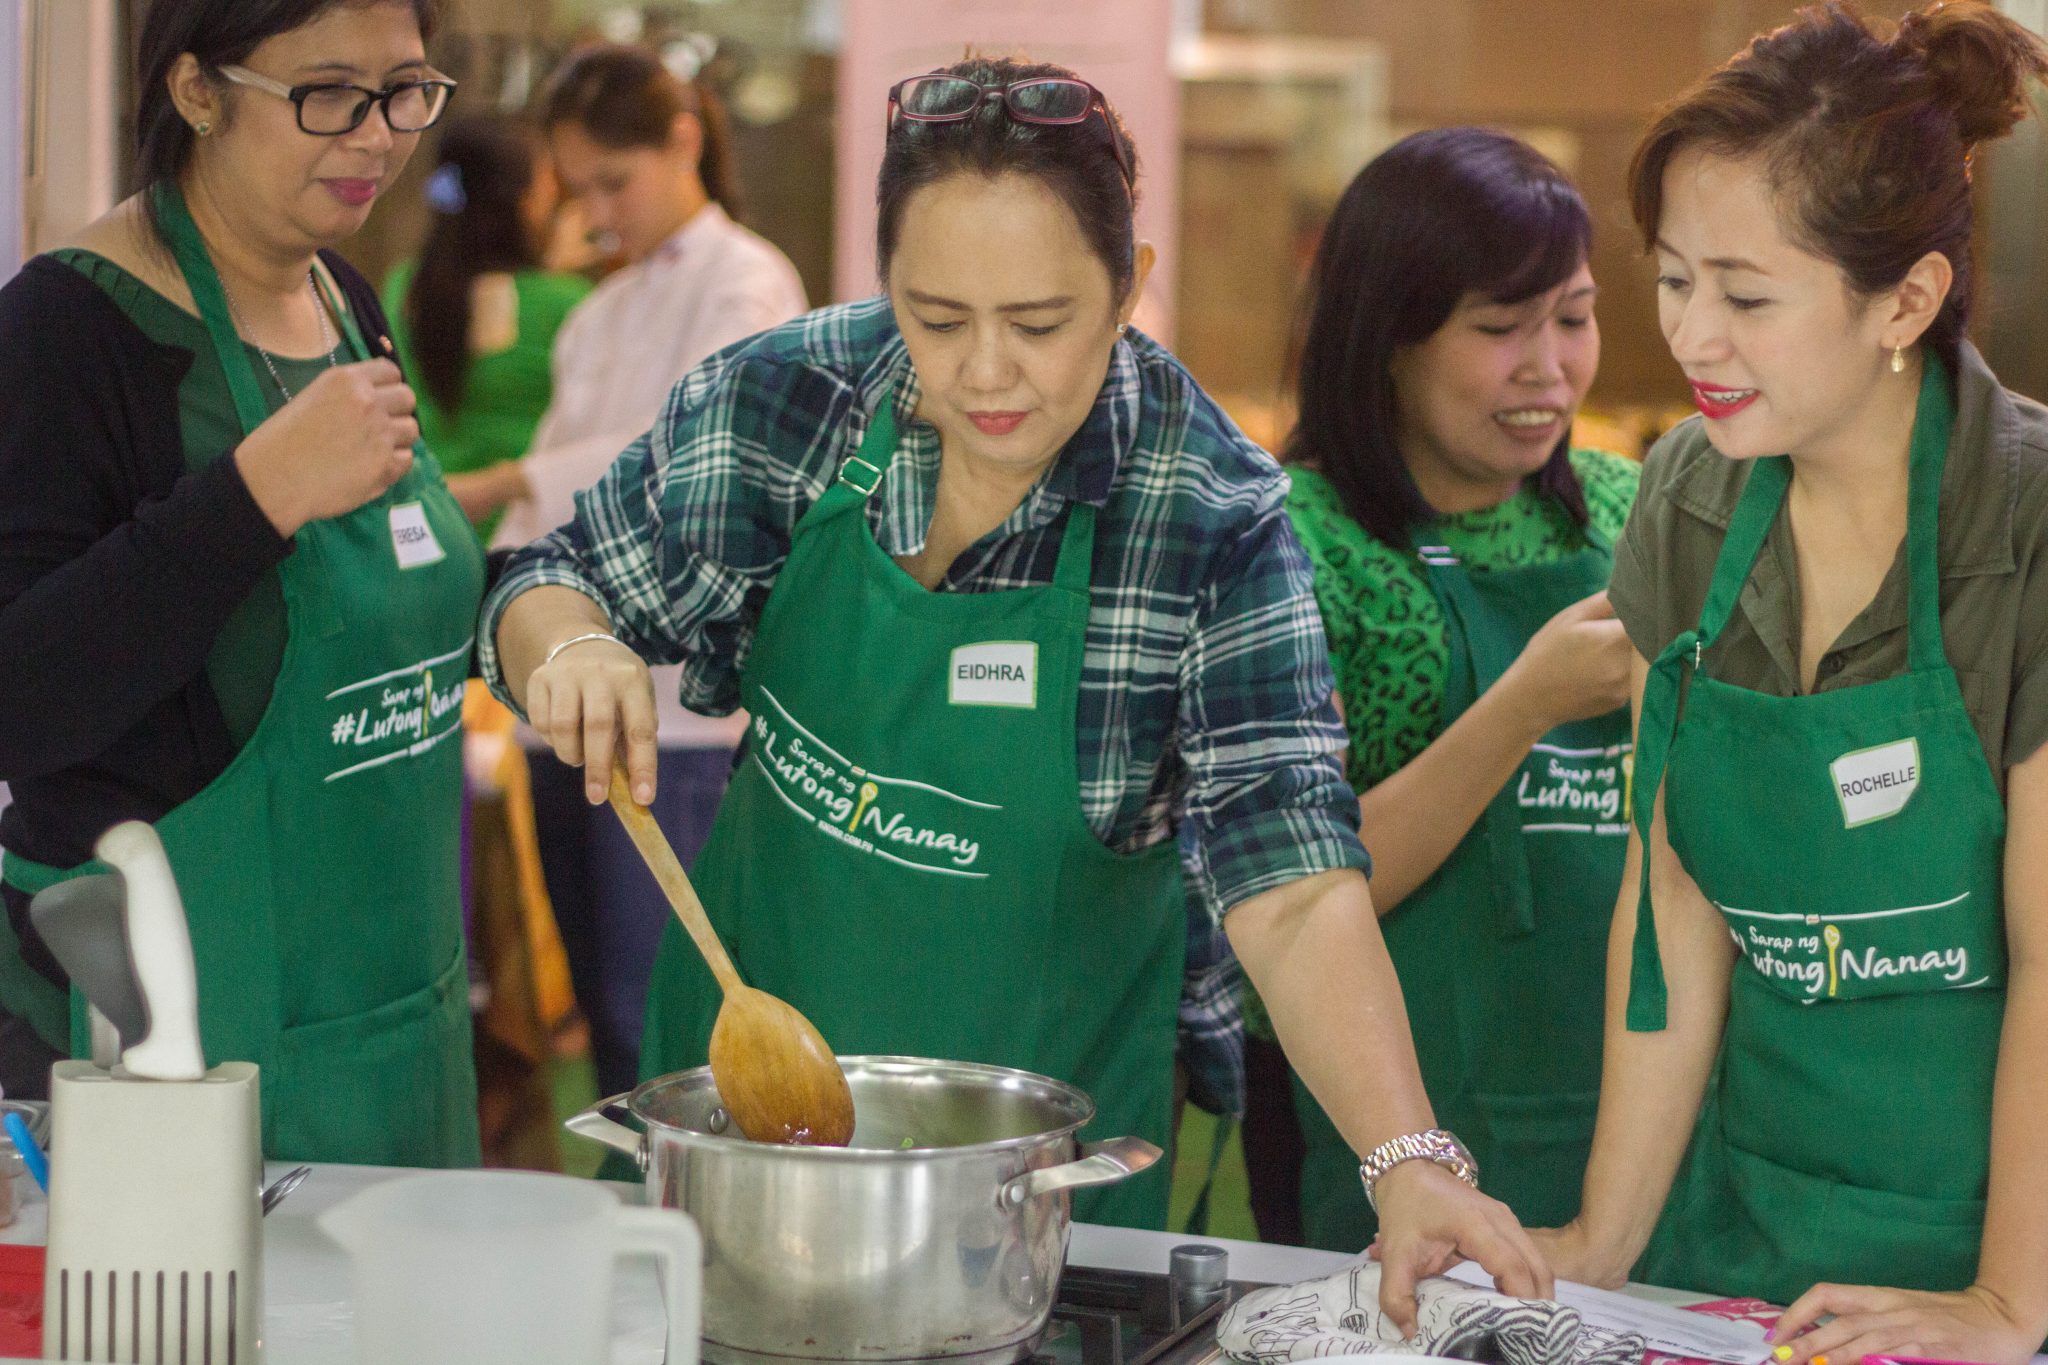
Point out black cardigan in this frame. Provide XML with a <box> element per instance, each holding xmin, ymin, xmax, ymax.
<box><xmin>0</xmin><ymin>249</ymin><xmax>464</xmax><ymax>1086</ymax></box>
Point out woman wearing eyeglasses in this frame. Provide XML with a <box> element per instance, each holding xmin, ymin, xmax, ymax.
<box><xmin>487</xmin><ymin>54</ymin><xmax>1549</xmax><ymax>1324</ymax></box>
<box><xmin>0</xmin><ymin>0</ymin><xmax>481</xmax><ymax>1167</ymax></box>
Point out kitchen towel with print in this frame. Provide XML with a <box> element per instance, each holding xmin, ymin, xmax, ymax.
<box><xmin>1217</xmin><ymin>1260</ymin><xmax>1645</xmax><ymax>1365</ymax></box>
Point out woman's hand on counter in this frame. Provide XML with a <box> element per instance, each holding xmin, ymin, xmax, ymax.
<box><xmin>497</xmin><ymin>585</ymin><xmax>660</xmax><ymax>803</ymax></box>
<box><xmin>1768</xmin><ymin>1282</ymin><xmax>2043</xmax><ymax>1365</ymax></box>
<box><xmin>236</xmin><ymin>359</ymin><xmax>419</xmax><ymax>537</ymax></box>
<box><xmin>1372</xmin><ymin>1158</ymin><xmax>1552</xmax><ymax>1337</ymax></box>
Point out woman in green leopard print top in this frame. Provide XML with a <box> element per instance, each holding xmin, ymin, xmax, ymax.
<box><xmin>1244</xmin><ymin>128</ymin><xmax>1640</xmax><ymax>1251</ymax></box>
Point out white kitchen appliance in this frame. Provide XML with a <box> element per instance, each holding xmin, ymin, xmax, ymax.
<box><xmin>30</xmin><ymin>820</ymin><xmax>262</xmax><ymax>1363</ymax></box>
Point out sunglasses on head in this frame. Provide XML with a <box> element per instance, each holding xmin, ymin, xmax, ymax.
<box><xmin>886</xmin><ymin>74</ymin><xmax>1133</xmax><ymax>190</ymax></box>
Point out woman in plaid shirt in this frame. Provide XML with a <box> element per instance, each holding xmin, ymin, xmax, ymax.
<box><xmin>484</xmin><ymin>55</ymin><xmax>1549</xmax><ymax>1316</ymax></box>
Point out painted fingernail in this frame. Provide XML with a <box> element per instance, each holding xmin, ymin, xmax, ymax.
<box><xmin>1774</xmin><ymin>1348</ymin><xmax>1793</xmax><ymax>1361</ymax></box>
<box><xmin>1814</xmin><ymin>1354</ymin><xmax>1830</xmax><ymax>1365</ymax></box>
<box><xmin>1763</xmin><ymin>1330</ymin><xmax>1776</xmax><ymax>1344</ymax></box>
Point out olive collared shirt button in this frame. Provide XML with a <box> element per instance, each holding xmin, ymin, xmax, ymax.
<box><xmin>1820</xmin><ymin>654</ymin><xmax>1845</xmax><ymax>678</ymax></box>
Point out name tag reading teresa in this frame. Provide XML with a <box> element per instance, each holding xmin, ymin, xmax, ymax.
<box><xmin>1832</xmin><ymin>737</ymin><xmax>1920</xmax><ymax>828</ymax></box>
<box><xmin>388</xmin><ymin>500</ymin><xmax>446</xmax><ymax>570</ymax></box>
<box><xmin>949</xmin><ymin>641</ymin><xmax>1037</xmax><ymax>709</ymax></box>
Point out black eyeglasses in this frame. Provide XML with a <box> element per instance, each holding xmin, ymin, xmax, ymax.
<box><xmin>886</xmin><ymin>74</ymin><xmax>1133</xmax><ymax>190</ymax></box>
<box><xmin>218</xmin><ymin>64</ymin><xmax>456</xmax><ymax>136</ymax></box>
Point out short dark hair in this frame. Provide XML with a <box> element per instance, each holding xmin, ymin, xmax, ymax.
<box><xmin>539</xmin><ymin>44</ymin><xmax>743</xmax><ymax>219</ymax></box>
<box><xmin>1287</xmin><ymin>127</ymin><xmax>1593</xmax><ymax>547</ymax></box>
<box><xmin>405</xmin><ymin>116</ymin><xmax>543</xmax><ymax>416</ymax></box>
<box><xmin>1629</xmin><ymin>0</ymin><xmax>2048</xmax><ymax>360</ymax></box>
<box><xmin>875</xmin><ymin>55</ymin><xmax>1140</xmax><ymax>297</ymax></box>
<box><xmin>135</xmin><ymin>0</ymin><xmax>441</xmax><ymax>229</ymax></box>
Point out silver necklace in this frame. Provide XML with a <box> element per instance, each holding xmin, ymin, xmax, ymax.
<box><xmin>220</xmin><ymin>268</ymin><xmax>338</xmax><ymax>403</ymax></box>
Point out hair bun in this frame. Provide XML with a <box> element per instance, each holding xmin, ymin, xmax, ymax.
<box><xmin>1894</xmin><ymin>1</ymin><xmax>2048</xmax><ymax>144</ymax></box>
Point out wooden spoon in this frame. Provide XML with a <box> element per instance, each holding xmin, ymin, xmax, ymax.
<box><xmin>606</xmin><ymin>763</ymin><xmax>856</xmax><ymax>1146</ymax></box>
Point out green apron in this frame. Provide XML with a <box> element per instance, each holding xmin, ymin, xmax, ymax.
<box><xmin>0</xmin><ymin>185</ymin><xmax>484</xmax><ymax>1167</ymax></box>
<box><xmin>1626</xmin><ymin>359</ymin><xmax>2004</xmax><ymax>1303</ymax></box>
<box><xmin>1293</xmin><ymin>525</ymin><xmax>1629</xmax><ymax>1249</ymax></box>
<box><xmin>638</xmin><ymin>393</ymin><xmax>1184</xmax><ymax>1228</ymax></box>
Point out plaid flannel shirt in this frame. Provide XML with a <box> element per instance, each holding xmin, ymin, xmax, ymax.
<box><xmin>479</xmin><ymin>298</ymin><xmax>1370</xmax><ymax>1115</ymax></box>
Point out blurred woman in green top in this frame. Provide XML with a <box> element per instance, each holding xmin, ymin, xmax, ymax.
<box><xmin>384</xmin><ymin>115</ymin><xmax>589</xmax><ymax>539</ymax></box>
<box><xmin>1243</xmin><ymin>127</ymin><xmax>1638</xmax><ymax>1250</ymax></box>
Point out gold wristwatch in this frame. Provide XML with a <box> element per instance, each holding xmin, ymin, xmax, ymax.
<box><xmin>1359</xmin><ymin>1129</ymin><xmax>1479</xmax><ymax>1212</ymax></box>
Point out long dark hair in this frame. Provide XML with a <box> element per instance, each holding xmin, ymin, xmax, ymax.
<box><xmin>876</xmin><ymin>55</ymin><xmax>1140</xmax><ymax>297</ymax></box>
<box><xmin>1287</xmin><ymin>127</ymin><xmax>1593</xmax><ymax>548</ymax></box>
<box><xmin>405</xmin><ymin>116</ymin><xmax>544</xmax><ymax>415</ymax></box>
<box><xmin>135</xmin><ymin>0</ymin><xmax>441</xmax><ymax>240</ymax></box>
<box><xmin>539</xmin><ymin>44</ymin><xmax>741</xmax><ymax>218</ymax></box>
<box><xmin>1630</xmin><ymin>0</ymin><xmax>2047</xmax><ymax>362</ymax></box>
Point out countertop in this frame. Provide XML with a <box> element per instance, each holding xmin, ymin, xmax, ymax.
<box><xmin>0</xmin><ymin>1161</ymin><xmax>1840</xmax><ymax>1365</ymax></box>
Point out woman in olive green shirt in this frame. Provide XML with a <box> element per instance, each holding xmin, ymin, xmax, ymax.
<box><xmin>1534</xmin><ymin>7</ymin><xmax>2048</xmax><ymax>1363</ymax></box>
<box><xmin>1244</xmin><ymin>127</ymin><xmax>1638</xmax><ymax>1251</ymax></box>
<box><xmin>383</xmin><ymin>115</ymin><xmax>589</xmax><ymax>540</ymax></box>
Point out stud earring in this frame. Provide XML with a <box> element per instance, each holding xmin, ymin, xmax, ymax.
<box><xmin>1891</xmin><ymin>344</ymin><xmax>1906</xmax><ymax>374</ymax></box>
<box><xmin>195</xmin><ymin>121</ymin><xmax>212</xmax><ymax>137</ymax></box>
<box><xmin>1117</xmin><ymin>323</ymin><xmax>1129</xmax><ymax>337</ymax></box>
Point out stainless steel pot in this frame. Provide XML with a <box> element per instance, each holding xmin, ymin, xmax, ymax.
<box><xmin>565</xmin><ymin>1055</ymin><xmax>1161</xmax><ymax>1365</ymax></box>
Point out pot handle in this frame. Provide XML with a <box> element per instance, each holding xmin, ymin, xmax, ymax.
<box><xmin>565</xmin><ymin>1090</ymin><xmax>649</xmax><ymax>1173</ymax></box>
<box><xmin>999</xmin><ymin>1136</ymin><xmax>1163</xmax><ymax>1208</ymax></box>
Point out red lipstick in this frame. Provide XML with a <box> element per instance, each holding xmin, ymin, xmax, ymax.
<box><xmin>1689</xmin><ymin>380</ymin><xmax>1760</xmax><ymax>420</ymax></box>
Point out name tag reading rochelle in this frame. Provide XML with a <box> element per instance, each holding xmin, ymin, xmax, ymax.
<box><xmin>1831</xmin><ymin>737</ymin><xmax>1920</xmax><ymax>828</ymax></box>
<box><xmin>949</xmin><ymin>641</ymin><xmax>1037</xmax><ymax>709</ymax></box>
<box><xmin>388</xmin><ymin>500</ymin><xmax>445</xmax><ymax>570</ymax></box>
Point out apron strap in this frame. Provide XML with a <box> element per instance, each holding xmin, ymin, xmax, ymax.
<box><xmin>154</xmin><ymin>182</ymin><xmax>361</xmax><ymax>638</ymax></box>
<box><xmin>1417</xmin><ymin>486</ymin><xmax>1617</xmax><ymax>943</ymax></box>
<box><xmin>1051</xmin><ymin>502</ymin><xmax>1098</xmax><ymax>596</ymax></box>
<box><xmin>828</xmin><ymin>386</ymin><xmax>1101</xmax><ymax>600</ymax></box>
<box><xmin>1623</xmin><ymin>455</ymin><xmax>1787</xmax><ymax>1031</ymax></box>
<box><xmin>1422</xmin><ymin>551</ymin><xmax>1538</xmax><ymax>939</ymax></box>
<box><xmin>1903</xmin><ymin>359</ymin><xmax>1956</xmax><ymax>674</ymax></box>
<box><xmin>154</xmin><ymin>183</ymin><xmax>275</xmax><ymax>436</ymax></box>
<box><xmin>833</xmin><ymin>390</ymin><xmax>901</xmax><ymax>500</ymax></box>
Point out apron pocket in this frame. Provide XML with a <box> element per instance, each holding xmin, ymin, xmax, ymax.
<box><xmin>269</xmin><ymin>951</ymin><xmax>478</xmax><ymax>1168</ymax></box>
<box><xmin>1784</xmin><ymin>1155</ymin><xmax>1984</xmax><ymax>1293</ymax></box>
<box><xmin>1659</xmin><ymin>1129</ymin><xmax>1984</xmax><ymax>1304</ymax></box>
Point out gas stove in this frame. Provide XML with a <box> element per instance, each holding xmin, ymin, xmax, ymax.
<box><xmin>1031</xmin><ymin>1248</ymin><xmax>1264</xmax><ymax>1365</ymax></box>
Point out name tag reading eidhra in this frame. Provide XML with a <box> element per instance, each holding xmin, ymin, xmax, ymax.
<box><xmin>949</xmin><ymin>641</ymin><xmax>1037</xmax><ymax>709</ymax></box>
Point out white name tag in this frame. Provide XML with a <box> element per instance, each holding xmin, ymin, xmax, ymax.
<box><xmin>388</xmin><ymin>501</ymin><xmax>445</xmax><ymax>570</ymax></box>
<box><xmin>1832</xmin><ymin>737</ymin><xmax>1920</xmax><ymax>828</ymax></box>
<box><xmin>948</xmin><ymin>641</ymin><xmax>1036</xmax><ymax>709</ymax></box>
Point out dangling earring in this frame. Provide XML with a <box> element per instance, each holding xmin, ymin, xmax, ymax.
<box><xmin>194</xmin><ymin>121</ymin><xmax>211</xmax><ymax>137</ymax></box>
<box><xmin>1891</xmin><ymin>344</ymin><xmax>1906</xmax><ymax>374</ymax></box>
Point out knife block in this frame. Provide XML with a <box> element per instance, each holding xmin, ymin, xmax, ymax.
<box><xmin>43</xmin><ymin>1060</ymin><xmax>263</xmax><ymax>1362</ymax></box>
